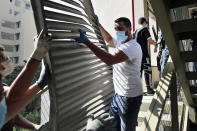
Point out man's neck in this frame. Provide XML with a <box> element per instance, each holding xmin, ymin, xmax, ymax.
<box><xmin>122</xmin><ymin>35</ymin><xmax>132</xmax><ymax>44</ymax></box>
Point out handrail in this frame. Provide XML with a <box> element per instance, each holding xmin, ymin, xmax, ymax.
<box><xmin>140</xmin><ymin>58</ymin><xmax>175</xmax><ymax>131</ymax></box>
<box><xmin>35</xmin><ymin>86</ymin><xmax>49</xmax><ymax>98</ymax></box>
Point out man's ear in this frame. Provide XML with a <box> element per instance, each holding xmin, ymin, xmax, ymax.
<box><xmin>128</xmin><ymin>26</ymin><xmax>132</xmax><ymax>31</ymax></box>
<box><xmin>127</xmin><ymin>27</ymin><xmax>132</xmax><ymax>35</ymax></box>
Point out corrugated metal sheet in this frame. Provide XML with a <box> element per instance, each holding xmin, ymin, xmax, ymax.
<box><xmin>31</xmin><ymin>0</ymin><xmax>113</xmax><ymax>130</ymax></box>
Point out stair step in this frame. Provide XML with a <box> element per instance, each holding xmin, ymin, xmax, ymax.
<box><xmin>176</xmin><ymin>31</ymin><xmax>197</xmax><ymax>40</ymax></box>
<box><xmin>181</xmin><ymin>51</ymin><xmax>197</xmax><ymax>62</ymax></box>
<box><xmin>168</xmin><ymin>0</ymin><xmax>197</xmax><ymax>9</ymax></box>
<box><xmin>186</xmin><ymin>72</ymin><xmax>197</xmax><ymax>80</ymax></box>
<box><xmin>137</xmin><ymin>111</ymin><xmax>181</xmax><ymax>127</ymax></box>
<box><xmin>172</xmin><ymin>19</ymin><xmax>197</xmax><ymax>34</ymax></box>
<box><xmin>190</xmin><ymin>85</ymin><xmax>197</xmax><ymax>94</ymax></box>
<box><xmin>138</xmin><ymin>111</ymin><xmax>171</xmax><ymax>122</ymax></box>
<box><xmin>140</xmin><ymin>96</ymin><xmax>183</xmax><ymax>114</ymax></box>
<box><xmin>192</xmin><ymin>94</ymin><xmax>197</xmax><ymax>104</ymax></box>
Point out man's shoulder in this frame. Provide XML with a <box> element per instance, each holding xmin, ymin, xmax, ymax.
<box><xmin>127</xmin><ymin>40</ymin><xmax>141</xmax><ymax>50</ymax></box>
<box><xmin>141</xmin><ymin>27</ymin><xmax>149</xmax><ymax>33</ymax></box>
<box><xmin>135</xmin><ymin>27</ymin><xmax>149</xmax><ymax>40</ymax></box>
<box><xmin>137</xmin><ymin>26</ymin><xmax>148</xmax><ymax>32</ymax></box>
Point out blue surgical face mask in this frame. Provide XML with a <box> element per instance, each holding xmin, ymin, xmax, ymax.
<box><xmin>116</xmin><ymin>31</ymin><xmax>128</xmax><ymax>43</ymax></box>
<box><xmin>0</xmin><ymin>97</ymin><xmax>7</xmax><ymax>129</ymax></box>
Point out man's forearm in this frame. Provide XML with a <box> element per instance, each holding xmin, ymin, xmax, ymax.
<box><xmin>86</xmin><ymin>41</ymin><xmax>114</xmax><ymax>66</ymax></box>
<box><xmin>99</xmin><ymin>25</ymin><xmax>113</xmax><ymax>45</ymax></box>
<box><xmin>7</xmin><ymin>58</ymin><xmax>40</xmax><ymax>100</ymax></box>
<box><xmin>148</xmin><ymin>38</ymin><xmax>156</xmax><ymax>45</ymax></box>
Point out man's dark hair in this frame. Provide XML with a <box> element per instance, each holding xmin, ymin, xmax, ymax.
<box><xmin>138</xmin><ymin>17</ymin><xmax>148</xmax><ymax>25</ymax></box>
<box><xmin>115</xmin><ymin>17</ymin><xmax>131</xmax><ymax>27</ymax></box>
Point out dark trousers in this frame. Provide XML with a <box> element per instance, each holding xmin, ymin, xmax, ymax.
<box><xmin>140</xmin><ymin>57</ymin><xmax>152</xmax><ymax>91</ymax></box>
<box><xmin>109</xmin><ymin>93</ymin><xmax>143</xmax><ymax>131</ymax></box>
<box><xmin>157</xmin><ymin>56</ymin><xmax>161</xmax><ymax>72</ymax></box>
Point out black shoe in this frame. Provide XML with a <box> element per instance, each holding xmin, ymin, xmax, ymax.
<box><xmin>144</xmin><ymin>93</ymin><xmax>154</xmax><ymax>96</ymax></box>
<box><xmin>145</xmin><ymin>89</ymin><xmax>155</xmax><ymax>95</ymax></box>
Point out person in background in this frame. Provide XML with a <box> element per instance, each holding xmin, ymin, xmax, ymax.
<box><xmin>157</xmin><ymin>29</ymin><xmax>169</xmax><ymax>76</ymax></box>
<box><xmin>156</xmin><ymin>50</ymin><xmax>162</xmax><ymax>78</ymax></box>
<box><xmin>133</xmin><ymin>17</ymin><xmax>157</xmax><ymax>95</ymax></box>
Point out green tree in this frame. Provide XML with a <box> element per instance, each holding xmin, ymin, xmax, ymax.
<box><xmin>2</xmin><ymin>65</ymin><xmax>24</xmax><ymax>86</ymax></box>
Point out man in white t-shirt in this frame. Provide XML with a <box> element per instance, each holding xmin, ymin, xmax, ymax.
<box><xmin>75</xmin><ymin>17</ymin><xmax>143</xmax><ymax>131</ymax></box>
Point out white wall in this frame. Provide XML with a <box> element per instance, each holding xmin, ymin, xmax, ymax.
<box><xmin>133</xmin><ymin>0</ymin><xmax>145</xmax><ymax>29</ymax></box>
<box><xmin>92</xmin><ymin>0</ymin><xmax>132</xmax><ymax>37</ymax></box>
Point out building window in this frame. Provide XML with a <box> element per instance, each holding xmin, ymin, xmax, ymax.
<box><xmin>15</xmin><ymin>45</ymin><xmax>19</xmax><ymax>51</ymax></box>
<box><xmin>15</xmin><ymin>33</ymin><xmax>20</xmax><ymax>40</ymax></box>
<box><xmin>14</xmin><ymin>11</ymin><xmax>19</xmax><ymax>16</ymax></box>
<box><xmin>1</xmin><ymin>20</ymin><xmax>16</xmax><ymax>29</ymax></box>
<box><xmin>25</xmin><ymin>3</ymin><xmax>31</xmax><ymax>10</ymax></box>
<box><xmin>9</xmin><ymin>9</ymin><xmax>12</xmax><ymax>14</ymax></box>
<box><xmin>14</xmin><ymin>57</ymin><xmax>19</xmax><ymax>64</ymax></box>
<box><xmin>3</xmin><ymin>45</ymin><xmax>14</xmax><ymax>52</ymax></box>
<box><xmin>16</xmin><ymin>21</ymin><xmax>21</xmax><ymax>28</ymax></box>
<box><xmin>1</xmin><ymin>32</ymin><xmax>15</xmax><ymax>40</ymax></box>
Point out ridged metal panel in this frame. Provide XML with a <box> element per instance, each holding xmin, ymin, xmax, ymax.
<box><xmin>31</xmin><ymin>0</ymin><xmax>113</xmax><ymax>130</ymax></box>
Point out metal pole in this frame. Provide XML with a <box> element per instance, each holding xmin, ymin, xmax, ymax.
<box><xmin>131</xmin><ymin>0</ymin><xmax>135</xmax><ymax>32</ymax></box>
<box><xmin>170</xmin><ymin>72</ymin><xmax>179</xmax><ymax>131</ymax></box>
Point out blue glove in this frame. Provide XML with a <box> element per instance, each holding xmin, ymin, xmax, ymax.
<box><xmin>75</xmin><ymin>29</ymin><xmax>88</xmax><ymax>44</ymax></box>
<box><xmin>37</xmin><ymin>60</ymin><xmax>51</xmax><ymax>90</ymax></box>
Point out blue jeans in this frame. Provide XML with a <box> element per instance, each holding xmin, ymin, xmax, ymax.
<box><xmin>194</xmin><ymin>62</ymin><xmax>197</xmax><ymax>83</ymax></box>
<box><xmin>194</xmin><ymin>62</ymin><xmax>197</xmax><ymax>72</ymax></box>
<box><xmin>160</xmin><ymin>47</ymin><xmax>169</xmax><ymax>74</ymax></box>
<box><xmin>109</xmin><ymin>93</ymin><xmax>143</xmax><ymax>131</ymax></box>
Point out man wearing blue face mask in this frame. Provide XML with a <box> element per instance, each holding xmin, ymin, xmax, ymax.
<box><xmin>75</xmin><ymin>17</ymin><xmax>143</xmax><ymax>131</ymax></box>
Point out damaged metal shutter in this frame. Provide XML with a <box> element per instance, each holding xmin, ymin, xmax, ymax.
<box><xmin>31</xmin><ymin>0</ymin><xmax>113</xmax><ymax>130</ymax></box>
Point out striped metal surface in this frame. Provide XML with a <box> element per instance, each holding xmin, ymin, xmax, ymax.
<box><xmin>31</xmin><ymin>0</ymin><xmax>113</xmax><ymax>130</ymax></box>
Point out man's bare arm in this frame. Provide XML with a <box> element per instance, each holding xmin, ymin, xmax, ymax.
<box><xmin>148</xmin><ymin>38</ymin><xmax>156</xmax><ymax>45</ymax></box>
<box><xmin>86</xmin><ymin>40</ymin><xmax>128</xmax><ymax>66</ymax></box>
<box><xmin>99</xmin><ymin>24</ymin><xmax>114</xmax><ymax>47</ymax></box>
<box><xmin>75</xmin><ymin>29</ymin><xmax>128</xmax><ymax>65</ymax></box>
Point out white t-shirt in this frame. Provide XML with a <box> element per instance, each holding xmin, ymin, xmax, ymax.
<box><xmin>113</xmin><ymin>39</ymin><xmax>143</xmax><ymax>97</ymax></box>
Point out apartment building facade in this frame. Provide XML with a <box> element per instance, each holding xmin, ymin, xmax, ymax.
<box><xmin>0</xmin><ymin>0</ymin><xmax>36</xmax><ymax>65</ymax></box>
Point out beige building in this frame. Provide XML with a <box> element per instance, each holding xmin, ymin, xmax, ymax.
<box><xmin>0</xmin><ymin>0</ymin><xmax>36</xmax><ymax>65</ymax></box>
